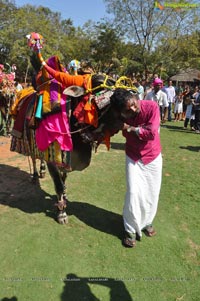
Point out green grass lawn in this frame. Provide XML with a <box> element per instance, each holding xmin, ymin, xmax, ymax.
<box><xmin>0</xmin><ymin>121</ymin><xmax>199</xmax><ymax>301</ymax></box>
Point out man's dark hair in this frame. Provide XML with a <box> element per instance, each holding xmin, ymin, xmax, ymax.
<box><xmin>110</xmin><ymin>88</ymin><xmax>138</xmax><ymax>111</ymax></box>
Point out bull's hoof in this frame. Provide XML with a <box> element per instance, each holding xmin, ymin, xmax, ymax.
<box><xmin>4</xmin><ymin>133</ymin><xmax>11</xmax><ymax>138</ymax></box>
<box><xmin>57</xmin><ymin>211</ymin><xmax>68</xmax><ymax>224</ymax></box>
<box><xmin>39</xmin><ymin>162</ymin><xmax>46</xmax><ymax>178</ymax></box>
<box><xmin>39</xmin><ymin>171</ymin><xmax>46</xmax><ymax>178</ymax></box>
<box><xmin>31</xmin><ymin>172</ymin><xmax>39</xmax><ymax>184</ymax></box>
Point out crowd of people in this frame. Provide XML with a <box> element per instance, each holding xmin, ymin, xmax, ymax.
<box><xmin>132</xmin><ymin>75</ymin><xmax>200</xmax><ymax>133</ymax></box>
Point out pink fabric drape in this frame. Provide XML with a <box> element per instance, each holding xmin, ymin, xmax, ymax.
<box><xmin>35</xmin><ymin>98</ymin><xmax>72</xmax><ymax>151</ymax></box>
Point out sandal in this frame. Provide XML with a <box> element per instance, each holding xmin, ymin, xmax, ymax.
<box><xmin>123</xmin><ymin>232</ymin><xmax>136</xmax><ymax>248</ymax></box>
<box><xmin>143</xmin><ymin>225</ymin><xmax>156</xmax><ymax>237</ymax></box>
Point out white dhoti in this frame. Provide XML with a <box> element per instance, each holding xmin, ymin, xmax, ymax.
<box><xmin>123</xmin><ymin>153</ymin><xmax>162</xmax><ymax>237</ymax></box>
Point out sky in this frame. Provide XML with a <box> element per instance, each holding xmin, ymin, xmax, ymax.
<box><xmin>14</xmin><ymin>0</ymin><xmax>110</xmax><ymax>27</ymax></box>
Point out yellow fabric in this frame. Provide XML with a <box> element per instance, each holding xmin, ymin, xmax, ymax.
<box><xmin>42</xmin><ymin>87</ymin><xmax>51</xmax><ymax>113</ymax></box>
<box><xmin>43</xmin><ymin>140</ymin><xmax>61</xmax><ymax>163</ymax></box>
<box><xmin>10</xmin><ymin>86</ymin><xmax>35</xmax><ymax>117</ymax></box>
<box><xmin>36</xmin><ymin>68</ymin><xmax>52</xmax><ymax>114</ymax></box>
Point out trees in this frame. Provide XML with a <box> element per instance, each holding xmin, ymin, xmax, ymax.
<box><xmin>89</xmin><ymin>22</ymin><xmax>121</xmax><ymax>72</ymax></box>
<box><xmin>0</xmin><ymin>0</ymin><xmax>200</xmax><ymax>82</ymax></box>
<box><xmin>0</xmin><ymin>1</ymin><xmax>79</xmax><ymax>82</ymax></box>
<box><xmin>0</xmin><ymin>0</ymin><xmax>17</xmax><ymax>64</ymax></box>
<box><xmin>104</xmin><ymin>0</ymin><xmax>200</xmax><ymax>78</ymax></box>
<box><xmin>155</xmin><ymin>30</ymin><xmax>200</xmax><ymax>79</ymax></box>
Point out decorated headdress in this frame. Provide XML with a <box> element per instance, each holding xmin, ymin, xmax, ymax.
<box><xmin>26</xmin><ymin>32</ymin><xmax>44</xmax><ymax>51</ymax></box>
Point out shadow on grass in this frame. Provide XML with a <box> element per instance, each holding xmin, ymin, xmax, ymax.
<box><xmin>60</xmin><ymin>273</ymin><xmax>133</xmax><ymax>301</ymax></box>
<box><xmin>0</xmin><ymin>164</ymin><xmax>123</xmax><ymax>240</ymax></box>
<box><xmin>0</xmin><ymin>164</ymin><xmax>55</xmax><ymax>217</ymax></box>
<box><xmin>110</xmin><ymin>142</ymin><xmax>125</xmax><ymax>151</ymax></box>
<box><xmin>180</xmin><ymin>145</ymin><xmax>200</xmax><ymax>152</ymax></box>
<box><xmin>67</xmin><ymin>200</ymin><xmax>123</xmax><ymax>240</ymax></box>
<box><xmin>164</xmin><ymin>124</ymin><xmax>195</xmax><ymax>134</ymax></box>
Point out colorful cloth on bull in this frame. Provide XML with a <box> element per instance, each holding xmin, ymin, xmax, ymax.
<box><xmin>35</xmin><ymin>98</ymin><xmax>72</xmax><ymax>152</ymax></box>
<box><xmin>34</xmin><ymin>55</ymin><xmax>73</xmax><ymax>155</ymax></box>
<box><xmin>42</xmin><ymin>63</ymin><xmax>98</xmax><ymax>127</ymax></box>
<box><xmin>73</xmin><ymin>93</ymin><xmax>98</xmax><ymax>128</ymax></box>
<box><xmin>10</xmin><ymin>87</ymin><xmax>37</xmax><ymax>138</ymax></box>
<box><xmin>10</xmin><ymin>130</ymin><xmax>72</xmax><ymax>171</ymax></box>
<box><xmin>10</xmin><ymin>86</ymin><xmax>36</xmax><ymax>118</ymax></box>
<box><xmin>36</xmin><ymin>55</ymin><xmax>66</xmax><ymax>116</ymax></box>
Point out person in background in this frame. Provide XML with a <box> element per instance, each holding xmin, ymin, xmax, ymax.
<box><xmin>143</xmin><ymin>81</ymin><xmax>153</xmax><ymax>98</ymax></box>
<box><xmin>134</xmin><ymin>79</ymin><xmax>144</xmax><ymax>100</ymax></box>
<box><xmin>192</xmin><ymin>86</ymin><xmax>199</xmax><ymax>100</ymax></box>
<box><xmin>177</xmin><ymin>82</ymin><xmax>184</xmax><ymax>94</ymax></box>
<box><xmin>145</xmin><ymin>78</ymin><xmax>169</xmax><ymax>123</ymax></box>
<box><xmin>183</xmin><ymin>95</ymin><xmax>195</xmax><ymax>130</ymax></box>
<box><xmin>182</xmin><ymin>84</ymin><xmax>192</xmax><ymax>121</ymax></box>
<box><xmin>141</xmin><ymin>79</ymin><xmax>147</xmax><ymax>93</ymax></box>
<box><xmin>174</xmin><ymin>92</ymin><xmax>183</xmax><ymax>122</ymax></box>
<box><xmin>14</xmin><ymin>81</ymin><xmax>23</xmax><ymax>92</ymax></box>
<box><xmin>67</xmin><ymin>59</ymin><xmax>80</xmax><ymax>75</ymax></box>
<box><xmin>153</xmin><ymin>73</ymin><xmax>159</xmax><ymax>80</ymax></box>
<box><xmin>193</xmin><ymin>87</ymin><xmax>200</xmax><ymax>133</ymax></box>
<box><xmin>190</xmin><ymin>86</ymin><xmax>200</xmax><ymax>131</ymax></box>
<box><xmin>166</xmin><ymin>80</ymin><xmax>176</xmax><ymax>121</ymax></box>
<box><xmin>110</xmin><ymin>88</ymin><xmax>162</xmax><ymax>248</ymax></box>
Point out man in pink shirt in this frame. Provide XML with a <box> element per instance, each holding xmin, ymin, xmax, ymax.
<box><xmin>110</xmin><ymin>88</ymin><xmax>163</xmax><ymax>248</ymax></box>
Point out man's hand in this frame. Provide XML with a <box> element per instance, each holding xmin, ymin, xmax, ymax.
<box><xmin>123</xmin><ymin>123</ymin><xmax>131</xmax><ymax>131</ymax></box>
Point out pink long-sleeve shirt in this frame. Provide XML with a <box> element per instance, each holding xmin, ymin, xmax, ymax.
<box><xmin>123</xmin><ymin>100</ymin><xmax>161</xmax><ymax>165</ymax></box>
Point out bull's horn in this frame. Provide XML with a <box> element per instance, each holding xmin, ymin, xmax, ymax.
<box><xmin>63</xmin><ymin>86</ymin><xmax>85</xmax><ymax>97</ymax></box>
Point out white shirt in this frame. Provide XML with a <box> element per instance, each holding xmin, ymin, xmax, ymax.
<box><xmin>166</xmin><ymin>86</ymin><xmax>176</xmax><ymax>103</ymax></box>
<box><xmin>16</xmin><ymin>83</ymin><xmax>23</xmax><ymax>92</ymax></box>
<box><xmin>137</xmin><ymin>84</ymin><xmax>144</xmax><ymax>100</ymax></box>
<box><xmin>145</xmin><ymin>89</ymin><xmax>169</xmax><ymax>107</ymax></box>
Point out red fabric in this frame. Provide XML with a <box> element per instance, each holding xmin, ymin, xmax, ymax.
<box><xmin>12</xmin><ymin>95</ymin><xmax>34</xmax><ymax>134</ymax></box>
<box><xmin>73</xmin><ymin>100</ymin><xmax>85</xmax><ymax>123</ymax></box>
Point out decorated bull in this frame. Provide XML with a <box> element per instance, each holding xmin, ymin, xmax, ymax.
<box><xmin>10</xmin><ymin>32</ymin><xmax>137</xmax><ymax>224</ymax></box>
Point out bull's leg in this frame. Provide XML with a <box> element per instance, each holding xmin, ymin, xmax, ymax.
<box><xmin>7</xmin><ymin>97</ymin><xmax>15</xmax><ymax>136</ymax></box>
<box><xmin>47</xmin><ymin>162</ymin><xmax>68</xmax><ymax>224</ymax></box>
<box><xmin>39</xmin><ymin>160</ymin><xmax>46</xmax><ymax>178</ymax></box>
<box><xmin>4</xmin><ymin>106</ymin><xmax>10</xmax><ymax>137</ymax></box>
<box><xmin>61</xmin><ymin>171</ymin><xmax>68</xmax><ymax>201</ymax></box>
<box><xmin>0</xmin><ymin>112</ymin><xmax>3</xmax><ymax>133</ymax></box>
<box><xmin>5</xmin><ymin>116</ymin><xmax>12</xmax><ymax>137</ymax></box>
<box><xmin>31</xmin><ymin>158</ymin><xmax>46</xmax><ymax>181</ymax></box>
<box><xmin>31</xmin><ymin>156</ymin><xmax>40</xmax><ymax>183</ymax></box>
<box><xmin>0</xmin><ymin>110</ymin><xmax>6</xmax><ymax>135</ymax></box>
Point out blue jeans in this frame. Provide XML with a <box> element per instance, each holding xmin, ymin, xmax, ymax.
<box><xmin>168</xmin><ymin>102</ymin><xmax>172</xmax><ymax>121</ymax></box>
